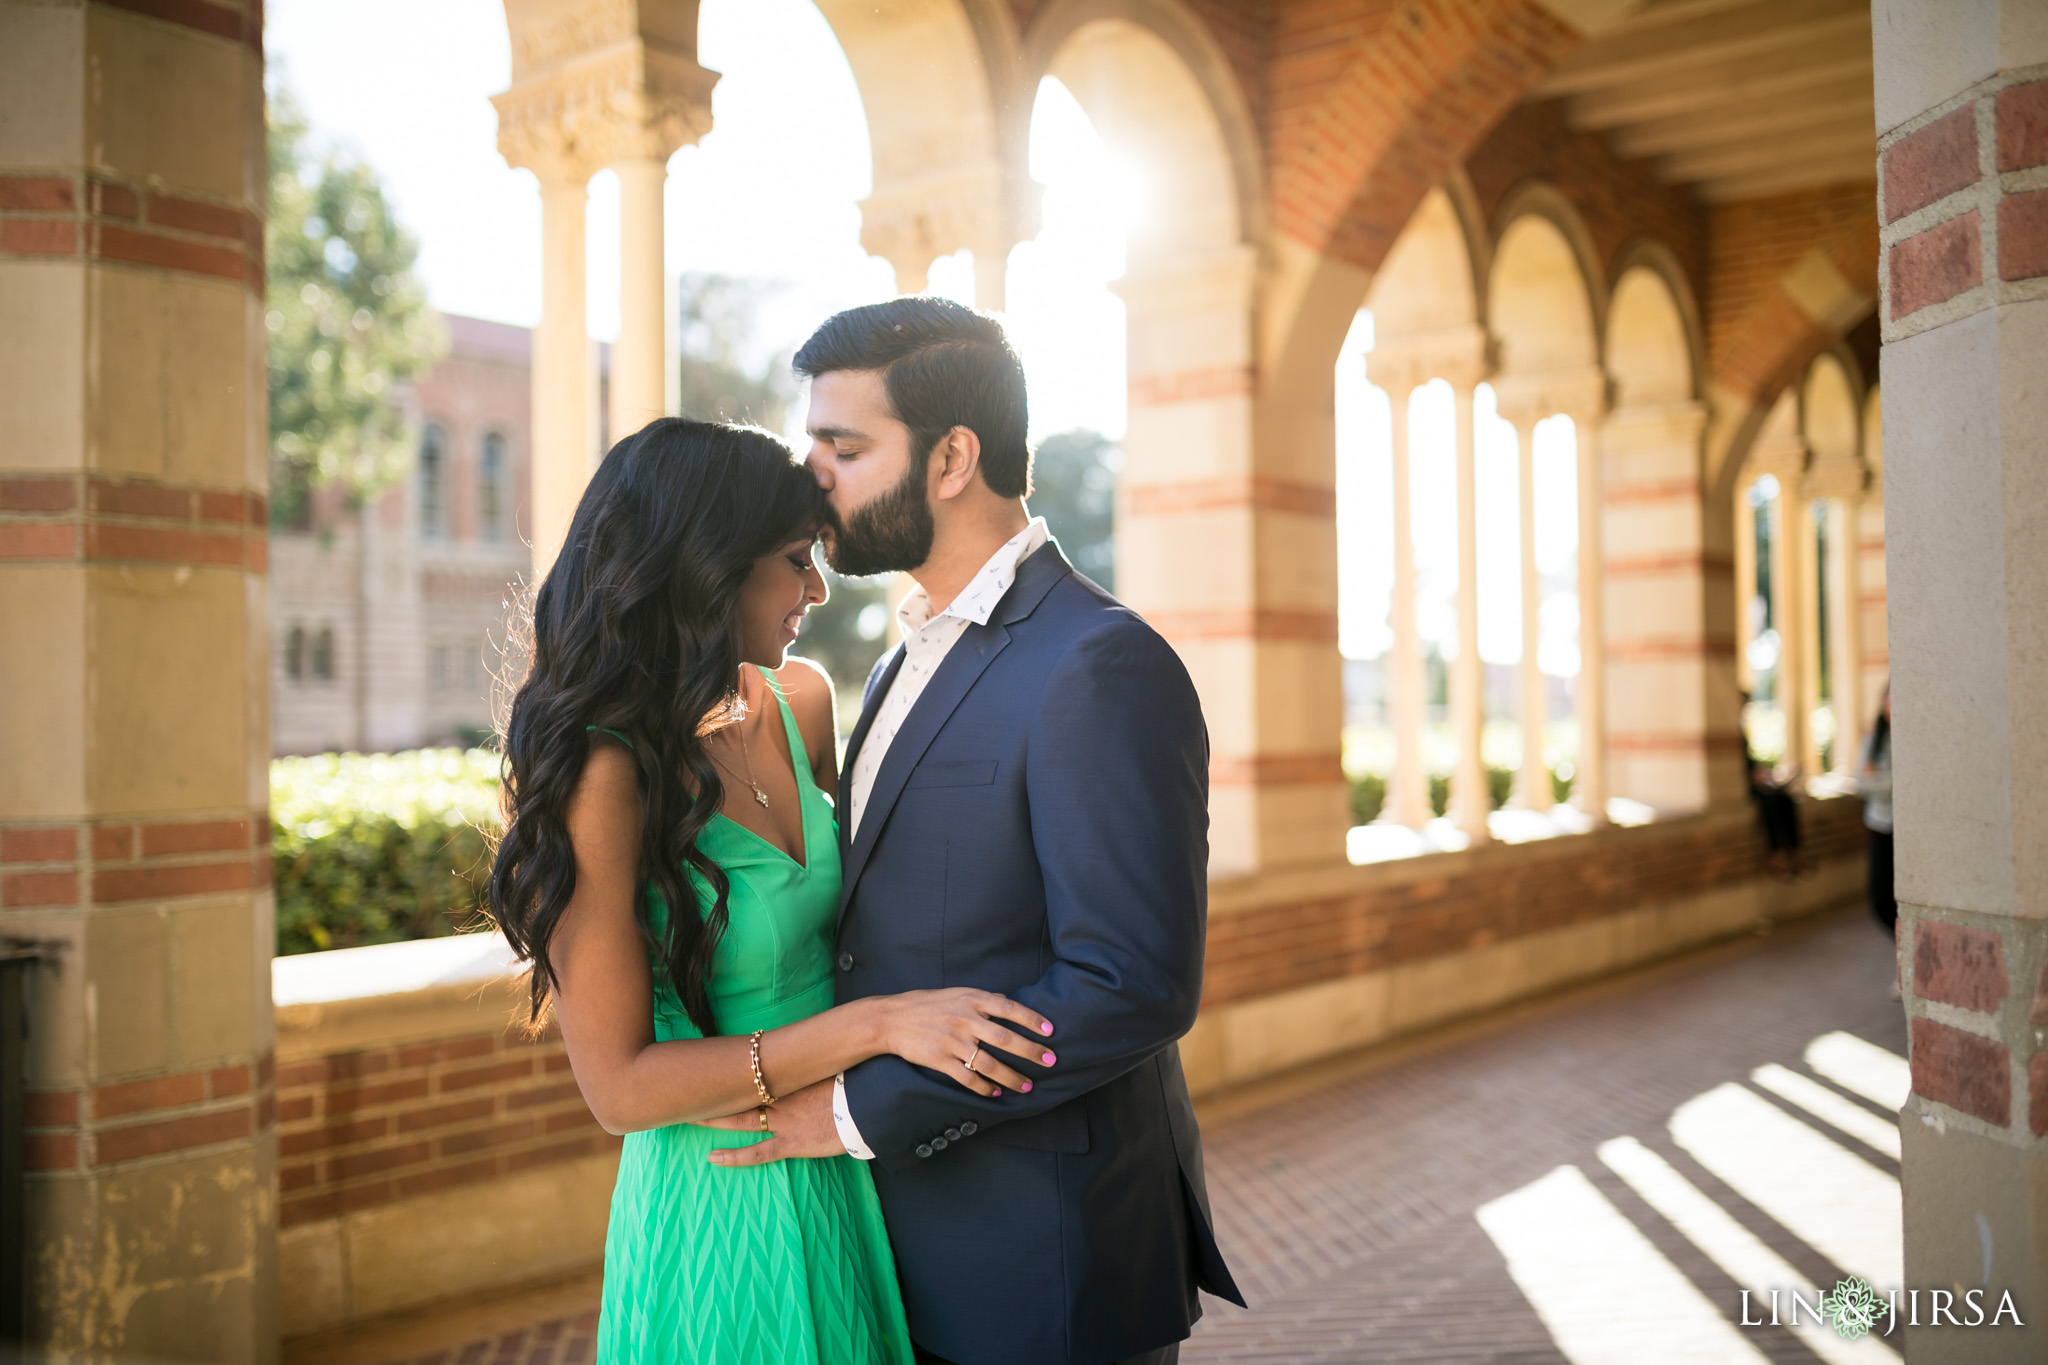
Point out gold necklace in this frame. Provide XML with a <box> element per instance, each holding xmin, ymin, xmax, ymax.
<box><xmin>734</xmin><ymin>712</ymin><xmax>770</xmax><ymax>808</ymax></box>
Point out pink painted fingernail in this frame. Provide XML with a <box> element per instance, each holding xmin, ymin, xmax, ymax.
<box><xmin>1021</xmin><ymin>1081</ymin><xmax>1033</xmax><ymax>1093</ymax></box>
<box><xmin>1039</xmin><ymin>1022</ymin><xmax>1054</xmax><ymax>1035</ymax></box>
<box><xmin>991</xmin><ymin>1087</ymin><xmax>1002</xmax><ymax>1096</ymax></box>
<box><xmin>1042</xmin><ymin>1052</ymin><xmax>1056</xmax><ymax>1065</ymax></box>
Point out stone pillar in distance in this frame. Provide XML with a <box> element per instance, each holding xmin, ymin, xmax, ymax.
<box><xmin>1875</xmin><ymin>2</ymin><xmax>2048</xmax><ymax>1358</ymax></box>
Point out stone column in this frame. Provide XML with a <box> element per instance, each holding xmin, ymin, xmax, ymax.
<box><xmin>1378</xmin><ymin>364</ymin><xmax>1432</xmax><ymax>828</ymax></box>
<box><xmin>610</xmin><ymin>156</ymin><xmax>670</xmax><ymax>443</ymax></box>
<box><xmin>1823</xmin><ymin>496</ymin><xmax>1866</xmax><ymax>771</ymax></box>
<box><xmin>1876</xmin><ymin>12</ymin><xmax>2048</xmax><ymax>1355</ymax></box>
<box><xmin>1733</xmin><ymin>472</ymin><xmax>1758</xmax><ymax>697</ymax></box>
<box><xmin>532</xmin><ymin>175</ymin><xmax>591</xmax><ymax>576</ymax></box>
<box><xmin>493</xmin><ymin>1</ymin><xmax>717</xmax><ymax>576</ymax></box>
<box><xmin>1571</xmin><ymin>407</ymin><xmax>1609</xmax><ymax>823</ymax></box>
<box><xmin>1506</xmin><ymin>412</ymin><xmax>1549</xmax><ymax>811</ymax></box>
<box><xmin>0</xmin><ymin>1</ymin><xmax>276</xmax><ymax>1356</ymax></box>
<box><xmin>1790</xmin><ymin>484</ymin><xmax>1824</xmax><ymax>778</ymax></box>
<box><xmin>1446</xmin><ymin>373</ymin><xmax>1491</xmax><ymax>844</ymax></box>
<box><xmin>1767</xmin><ymin>482</ymin><xmax>1808</xmax><ymax>776</ymax></box>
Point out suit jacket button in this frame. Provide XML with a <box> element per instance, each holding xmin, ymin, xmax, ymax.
<box><xmin>837</xmin><ymin>953</ymin><xmax>855</xmax><ymax>972</ymax></box>
<box><xmin>959</xmin><ymin>1121</ymin><xmax>978</xmax><ymax>1136</ymax></box>
<box><xmin>915</xmin><ymin>1144</ymin><xmax>933</xmax><ymax>1159</ymax></box>
<box><xmin>930</xmin><ymin>1136</ymin><xmax>949</xmax><ymax>1151</ymax></box>
<box><xmin>944</xmin><ymin>1128</ymin><xmax>961</xmax><ymax>1142</ymax></box>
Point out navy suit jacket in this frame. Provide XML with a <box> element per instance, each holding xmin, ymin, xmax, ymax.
<box><xmin>833</xmin><ymin>541</ymin><xmax>1242</xmax><ymax>1365</ymax></box>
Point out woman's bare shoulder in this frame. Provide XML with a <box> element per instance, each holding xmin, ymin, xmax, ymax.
<box><xmin>771</xmin><ymin>657</ymin><xmax>837</xmax><ymax>763</ymax></box>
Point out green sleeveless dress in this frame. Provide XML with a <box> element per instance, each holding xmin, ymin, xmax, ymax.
<box><xmin>594</xmin><ymin>677</ymin><xmax>913</xmax><ymax>1364</ymax></box>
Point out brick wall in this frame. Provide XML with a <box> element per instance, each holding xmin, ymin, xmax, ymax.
<box><xmin>275</xmin><ymin>1020</ymin><xmax>617</xmax><ymax>1231</ymax></box>
<box><xmin>1205</xmin><ymin>795</ymin><xmax>1866</xmax><ymax>1009</ymax></box>
<box><xmin>1706</xmin><ymin>184</ymin><xmax>1878</xmax><ymax>402</ymax></box>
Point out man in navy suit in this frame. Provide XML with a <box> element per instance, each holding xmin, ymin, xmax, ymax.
<box><xmin>715</xmin><ymin>297</ymin><xmax>1240</xmax><ymax>1364</ymax></box>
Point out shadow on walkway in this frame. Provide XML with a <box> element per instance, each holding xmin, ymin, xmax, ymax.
<box><xmin>289</xmin><ymin>905</ymin><xmax>1903</xmax><ymax>1365</ymax></box>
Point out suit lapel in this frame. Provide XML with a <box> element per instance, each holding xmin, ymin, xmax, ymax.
<box><xmin>834</xmin><ymin>544</ymin><xmax>1075</xmax><ymax>929</ymax></box>
<box><xmin>837</xmin><ymin>619</ymin><xmax>1011</xmax><ymax>925</ymax></box>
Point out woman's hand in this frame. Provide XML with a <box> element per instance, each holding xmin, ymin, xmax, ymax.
<box><xmin>877</xmin><ymin>989</ymin><xmax>1056</xmax><ymax>1096</ymax></box>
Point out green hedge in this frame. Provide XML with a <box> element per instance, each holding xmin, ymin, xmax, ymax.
<box><xmin>1348</xmin><ymin>764</ymin><xmax>1574</xmax><ymax>825</ymax></box>
<box><xmin>272</xmin><ymin>748</ymin><xmax>501</xmax><ymax>955</ymax></box>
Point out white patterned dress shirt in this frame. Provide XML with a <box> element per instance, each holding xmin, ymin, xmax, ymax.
<box><xmin>832</xmin><ymin>516</ymin><xmax>1050</xmax><ymax>1160</ymax></box>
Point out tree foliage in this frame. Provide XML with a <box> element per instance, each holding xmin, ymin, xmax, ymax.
<box><xmin>266</xmin><ymin>90</ymin><xmax>443</xmax><ymax>526</ymax></box>
<box><xmin>1027</xmin><ymin>428</ymin><xmax>1119</xmax><ymax>591</ymax></box>
<box><xmin>674</xmin><ymin>271</ymin><xmax>799</xmax><ymax>432</ymax></box>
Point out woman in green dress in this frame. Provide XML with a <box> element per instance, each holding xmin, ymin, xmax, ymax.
<box><xmin>487</xmin><ymin>420</ymin><xmax>1058</xmax><ymax>1364</ymax></box>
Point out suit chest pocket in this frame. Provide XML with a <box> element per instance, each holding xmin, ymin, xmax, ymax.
<box><xmin>904</xmin><ymin>759</ymin><xmax>998</xmax><ymax>789</ymax></box>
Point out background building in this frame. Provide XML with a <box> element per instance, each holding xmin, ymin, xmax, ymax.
<box><xmin>270</xmin><ymin>315</ymin><xmax>545</xmax><ymax>755</ymax></box>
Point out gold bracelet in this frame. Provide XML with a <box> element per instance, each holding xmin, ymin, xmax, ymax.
<box><xmin>748</xmin><ymin>1029</ymin><xmax>776</xmax><ymax>1106</ymax></box>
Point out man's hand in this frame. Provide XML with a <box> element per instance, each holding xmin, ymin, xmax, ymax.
<box><xmin>702</xmin><ymin>1079</ymin><xmax>843</xmax><ymax>1167</ymax></box>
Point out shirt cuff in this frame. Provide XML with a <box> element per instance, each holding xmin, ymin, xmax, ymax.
<box><xmin>832</xmin><ymin>1073</ymin><xmax>875</xmax><ymax>1160</ymax></box>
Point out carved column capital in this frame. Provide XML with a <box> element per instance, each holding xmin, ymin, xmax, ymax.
<box><xmin>1491</xmin><ymin>365</ymin><xmax>1611</xmax><ymax>431</ymax></box>
<box><xmin>494</xmin><ymin>2</ymin><xmax>717</xmax><ymax>184</ymax></box>
<box><xmin>860</xmin><ymin>157</ymin><xmax>1033</xmax><ymax>294</ymax></box>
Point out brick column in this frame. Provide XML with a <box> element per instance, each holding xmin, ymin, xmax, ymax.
<box><xmin>0</xmin><ymin>1</ymin><xmax>276</xmax><ymax>1357</ymax></box>
<box><xmin>1602</xmin><ymin>400</ymin><xmax>1740</xmax><ymax>814</ymax></box>
<box><xmin>1875</xmin><ymin>7</ymin><xmax>2048</xmax><ymax>1357</ymax></box>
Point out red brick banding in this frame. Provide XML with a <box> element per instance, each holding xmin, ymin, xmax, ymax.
<box><xmin>1</xmin><ymin>829</ymin><xmax>75</xmax><ymax>863</ymax></box>
<box><xmin>1889</xmin><ymin>211</ymin><xmax>1982</xmax><ymax>319</ymax></box>
<box><xmin>1126</xmin><ymin>477</ymin><xmax>1337</xmax><ymax>519</ymax></box>
<box><xmin>1211</xmin><ymin>753</ymin><xmax>1345</xmax><ymax>788</ymax></box>
<box><xmin>2030</xmin><ymin>1052</ymin><xmax>2048</xmax><ymax>1137</ymax></box>
<box><xmin>1882</xmin><ymin>104</ymin><xmax>1979</xmax><ymax>224</ymax></box>
<box><xmin>1143</xmin><ymin>608</ymin><xmax>1340</xmax><ymax>643</ymax></box>
<box><xmin>1998</xmin><ymin>188</ymin><xmax>2048</xmax><ymax>282</ymax></box>
<box><xmin>1913</xmin><ymin>921</ymin><xmax>2008</xmax><ymax>1014</ymax></box>
<box><xmin>1996</xmin><ymin>80</ymin><xmax>2048</xmax><ymax>172</ymax></box>
<box><xmin>2</xmin><ymin>869</ymin><xmax>78</xmax><ymax>909</ymax></box>
<box><xmin>1911</xmin><ymin>1017</ymin><xmax>2010</xmax><ymax>1127</ymax></box>
<box><xmin>276</xmin><ymin>1027</ymin><xmax>619</xmax><ymax>1228</ymax></box>
<box><xmin>0</xmin><ymin>479</ymin><xmax>78</xmax><ymax>513</ymax></box>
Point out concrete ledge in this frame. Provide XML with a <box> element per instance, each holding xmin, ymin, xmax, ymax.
<box><xmin>274</xmin><ymin>933</ymin><xmax>530</xmax><ymax>1059</ymax></box>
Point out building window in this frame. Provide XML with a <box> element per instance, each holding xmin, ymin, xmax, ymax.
<box><xmin>419</xmin><ymin>423</ymin><xmax>447</xmax><ymax>539</ymax></box>
<box><xmin>285</xmin><ymin>625</ymin><xmax>305</xmax><ymax>681</ymax></box>
<box><xmin>311</xmin><ymin>627</ymin><xmax>335</xmax><ymax>681</ymax></box>
<box><xmin>479</xmin><ymin>432</ymin><xmax>508</xmax><ymax>542</ymax></box>
<box><xmin>431</xmin><ymin>643</ymin><xmax>451</xmax><ymax>693</ymax></box>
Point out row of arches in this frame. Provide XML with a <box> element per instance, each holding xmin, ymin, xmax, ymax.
<box><xmin>496</xmin><ymin>0</ymin><xmax>1880</xmax><ymax>874</ymax></box>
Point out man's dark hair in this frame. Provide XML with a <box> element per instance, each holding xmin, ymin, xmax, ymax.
<box><xmin>793</xmin><ymin>296</ymin><xmax>1032</xmax><ymax>498</ymax></box>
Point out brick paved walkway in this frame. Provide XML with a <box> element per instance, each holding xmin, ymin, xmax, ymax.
<box><xmin>301</xmin><ymin>904</ymin><xmax>1905</xmax><ymax>1365</ymax></box>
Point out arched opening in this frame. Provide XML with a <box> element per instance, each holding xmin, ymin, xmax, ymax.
<box><xmin>1485</xmin><ymin>209</ymin><xmax>1602</xmax><ymax>830</ymax></box>
<box><xmin>1346</xmin><ymin>186</ymin><xmax>1489</xmax><ymax>857</ymax></box>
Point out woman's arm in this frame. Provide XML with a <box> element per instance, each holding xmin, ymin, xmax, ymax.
<box><xmin>774</xmin><ymin>656</ymin><xmax>839</xmax><ymax>795</ymax></box>
<box><xmin>547</xmin><ymin>743</ymin><xmax>1049</xmax><ymax>1135</ymax></box>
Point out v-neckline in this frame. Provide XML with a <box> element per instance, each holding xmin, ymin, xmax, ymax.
<box><xmin>710</xmin><ymin>666</ymin><xmax>813</xmax><ymax>872</ymax></box>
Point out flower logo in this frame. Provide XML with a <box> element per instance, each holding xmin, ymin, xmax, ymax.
<box><xmin>1820</xmin><ymin>1276</ymin><xmax>1885</xmax><ymax>1340</ymax></box>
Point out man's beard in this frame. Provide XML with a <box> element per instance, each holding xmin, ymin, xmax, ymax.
<box><xmin>822</xmin><ymin>450</ymin><xmax>934</xmax><ymax>578</ymax></box>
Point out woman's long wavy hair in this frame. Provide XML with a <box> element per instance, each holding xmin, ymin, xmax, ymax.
<box><xmin>488</xmin><ymin>418</ymin><xmax>828</xmax><ymax>1036</ymax></box>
